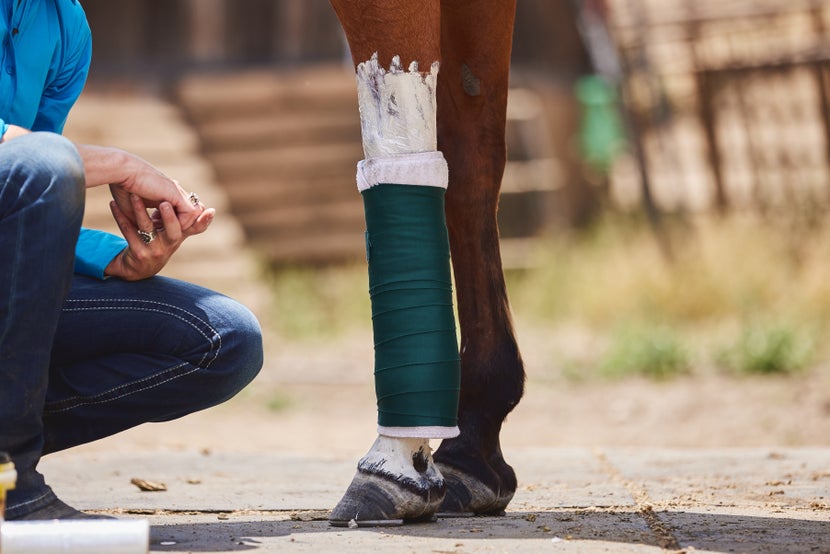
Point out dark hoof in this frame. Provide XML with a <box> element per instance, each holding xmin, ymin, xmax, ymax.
<box><xmin>329</xmin><ymin>471</ymin><xmax>445</xmax><ymax>527</ymax></box>
<box><xmin>435</xmin><ymin>462</ymin><xmax>514</xmax><ymax>516</ymax></box>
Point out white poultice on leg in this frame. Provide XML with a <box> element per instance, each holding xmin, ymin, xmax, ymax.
<box><xmin>356</xmin><ymin>53</ymin><xmax>439</xmax><ymax>159</ymax></box>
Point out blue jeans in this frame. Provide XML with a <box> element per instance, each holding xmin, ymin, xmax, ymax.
<box><xmin>0</xmin><ymin>133</ymin><xmax>264</xmax><ymax>518</ymax></box>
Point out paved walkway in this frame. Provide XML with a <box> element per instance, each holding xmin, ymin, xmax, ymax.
<box><xmin>39</xmin><ymin>447</ymin><xmax>829</xmax><ymax>553</ymax></box>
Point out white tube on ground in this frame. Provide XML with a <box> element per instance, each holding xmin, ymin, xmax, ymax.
<box><xmin>0</xmin><ymin>519</ymin><xmax>149</xmax><ymax>554</ymax></box>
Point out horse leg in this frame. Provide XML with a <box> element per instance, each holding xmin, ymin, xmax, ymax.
<box><xmin>432</xmin><ymin>0</ymin><xmax>525</xmax><ymax>515</ymax></box>
<box><xmin>328</xmin><ymin>0</ymin><xmax>457</xmax><ymax>526</ymax></box>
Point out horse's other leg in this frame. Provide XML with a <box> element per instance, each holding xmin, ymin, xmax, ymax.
<box><xmin>433</xmin><ymin>0</ymin><xmax>525</xmax><ymax>515</ymax></box>
<box><xmin>328</xmin><ymin>0</ymin><xmax>457</xmax><ymax>526</ymax></box>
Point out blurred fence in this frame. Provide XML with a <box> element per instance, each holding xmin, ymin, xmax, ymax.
<box><xmin>598</xmin><ymin>0</ymin><xmax>830</xmax><ymax>215</ymax></box>
<box><xmin>81</xmin><ymin>0</ymin><xmax>342</xmax><ymax>72</ymax></box>
<box><xmin>80</xmin><ymin>0</ymin><xmax>590</xmax><ymax>76</ymax></box>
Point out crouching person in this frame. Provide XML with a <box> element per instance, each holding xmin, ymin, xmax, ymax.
<box><xmin>0</xmin><ymin>0</ymin><xmax>263</xmax><ymax>520</ymax></box>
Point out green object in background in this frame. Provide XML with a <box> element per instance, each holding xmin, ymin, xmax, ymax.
<box><xmin>362</xmin><ymin>184</ymin><xmax>460</xmax><ymax>429</ymax></box>
<box><xmin>576</xmin><ymin>74</ymin><xmax>626</xmax><ymax>174</ymax></box>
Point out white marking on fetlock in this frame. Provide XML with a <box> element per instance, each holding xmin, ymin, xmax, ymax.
<box><xmin>356</xmin><ymin>53</ymin><xmax>439</xmax><ymax>158</ymax></box>
<box><xmin>357</xmin><ymin>435</ymin><xmax>443</xmax><ymax>490</ymax></box>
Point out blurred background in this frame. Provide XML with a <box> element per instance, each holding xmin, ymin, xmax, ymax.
<box><xmin>65</xmin><ymin>0</ymin><xmax>830</xmax><ymax>448</ymax></box>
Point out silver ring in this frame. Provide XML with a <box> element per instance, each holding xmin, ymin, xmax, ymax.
<box><xmin>137</xmin><ymin>229</ymin><xmax>156</xmax><ymax>245</ymax></box>
<box><xmin>189</xmin><ymin>192</ymin><xmax>200</xmax><ymax>207</ymax></box>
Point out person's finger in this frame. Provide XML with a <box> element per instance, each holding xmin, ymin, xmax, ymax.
<box><xmin>158</xmin><ymin>202</ymin><xmax>183</xmax><ymax>242</ymax></box>
<box><xmin>110</xmin><ymin>185</ymin><xmax>137</xmax><ymax>227</ymax></box>
<box><xmin>169</xmin><ymin>186</ymin><xmax>205</xmax><ymax>230</ymax></box>
<box><xmin>150</xmin><ymin>208</ymin><xmax>164</xmax><ymax>230</ymax></box>
<box><xmin>130</xmin><ymin>194</ymin><xmax>155</xmax><ymax>231</ymax></box>
<box><xmin>183</xmin><ymin>208</ymin><xmax>215</xmax><ymax>238</ymax></box>
<box><xmin>186</xmin><ymin>190</ymin><xmax>207</xmax><ymax>211</ymax></box>
<box><xmin>129</xmin><ymin>194</ymin><xmax>164</xmax><ymax>247</ymax></box>
<box><xmin>110</xmin><ymin>201</ymin><xmax>142</xmax><ymax>251</ymax></box>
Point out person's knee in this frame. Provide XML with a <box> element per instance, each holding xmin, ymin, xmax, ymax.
<box><xmin>224</xmin><ymin>302</ymin><xmax>265</xmax><ymax>388</ymax></box>
<box><xmin>203</xmin><ymin>297</ymin><xmax>264</xmax><ymax>402</ymax></box>
<box><xmin>11</xmin><ymin>133</ymin><xmax>85</xmax><ymax>219</ymax></box>
<box><xmin>35</xmin><ymin>132</ymin><xmax>85</xmax><ymax>196</ymax></box>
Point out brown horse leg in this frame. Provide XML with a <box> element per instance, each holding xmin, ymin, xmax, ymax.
<box><xmin>329</xmin><ymin>0</ymin><xmax>440</xmax><ymax>73</ymax></box>
<box><xmin>433</xmin><ymin>0</ymin><xmax>525</xmax><ymax>515</ymax></box>
<box><xmin>328</xmin><ymin>0</ymin><xmax>454</xmax><ymax>526</ymax></box>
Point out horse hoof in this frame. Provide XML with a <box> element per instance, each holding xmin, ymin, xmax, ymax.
<box><xmin>329</xmin><ymin>436</ymin><xmax>446</xmax><ymax>527</ymax></box>
<box><xmin>434</xmin><ymin>462</ymin><xmax>514</xmax><ymax>516</ymax></box>
<box><xmin>329</xmin><ymin>471</ymin><xmax>444</xmax><ymax>527</ymax></box>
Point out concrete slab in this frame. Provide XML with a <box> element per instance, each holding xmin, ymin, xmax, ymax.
<box><xmin>509</xmin><ymin>447</ymin><xmax>636</xmax><ymax>510</ymax></box>
<box><xmin>40</xmin><ymin>448</ymin><xmax>636</xmax><ymax>513</ymax></box>
<box><xmin>41</xmin><ymin>451</ymin><xmax>356</xmax><ymax>512</ymax></box>
<box><xmin>601</xmin><ymin>447</ymin><xmax>830</xmax><ymax>510</ymax></box>
<box><xmin>35</xmin><ymin>447</ymin><xmax>830</xmax><ymax>553</ymax></box>
<box><xmin>144</xmin><ymin>511</ymin><xmax>663</xmax><ymax>553</ymax></box>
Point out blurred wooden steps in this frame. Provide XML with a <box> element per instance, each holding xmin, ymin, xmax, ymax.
<box><xmin>176</xmin><ymin>65</ymin><xmax>367</xmax><ymax>266</ymax></box>
<box><xmin>63</xmin><ymin>86</ymin><xmax>275</xmax><ymax>320</ymax></box>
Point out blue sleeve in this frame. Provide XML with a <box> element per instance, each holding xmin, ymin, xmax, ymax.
<box><xmin>0</xmin><ymin>117</ymin><xmax>7</xmax><ymax>140</ymax></box>
<box><xmin>74</xmin><ymin>228</ymin><xmax>127</xmax><ymax>279</ymax></box>
<box><xmin>31</xmin><ymin>5</ymin><xmax>92</xmax><ymax>133</ymax></box>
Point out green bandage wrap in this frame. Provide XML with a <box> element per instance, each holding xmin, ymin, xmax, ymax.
<box><xmin>362</xmin><ymin>184</ymin><xmax>460</xmax><ymax>429</ymax></box>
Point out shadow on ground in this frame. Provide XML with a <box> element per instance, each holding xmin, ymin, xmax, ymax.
<box><xmin>149</xmin><ymin>509</ymin><xmax>829</xmax><ymax>553</ymax></box>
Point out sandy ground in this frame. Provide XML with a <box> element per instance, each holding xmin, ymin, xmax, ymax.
<box><xmin>76</xmin><ymin>320</ymin><xmax>830</xmax><ymax>461</ymax></box>
<box><xmin>47</xmin><ymin>322</ymin><xmax>830</xmax><ymax>553</ymax></box>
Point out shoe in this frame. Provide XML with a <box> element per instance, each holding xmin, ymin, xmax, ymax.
<box><xmin>8</xmin><ymin>497</ymin><xmax>116</xmax><ymax>520</ymax></box>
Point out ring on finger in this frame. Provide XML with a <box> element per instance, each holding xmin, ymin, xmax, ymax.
<box><xmin>137</xmin><ymin>228</ymin><xmax>157</xmax><ymax>245</ymax></box>
<box><xmin>188</xmin><ymin>192</ymin><xmax>200</xmax><ymax>207</ymax></box>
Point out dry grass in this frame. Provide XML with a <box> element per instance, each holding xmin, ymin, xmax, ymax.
<box><xmin>509</xmin><ymin>215</ymin><xmax>806</xmax><ymax>325</ymax></box>
<box><xmin>263</xmin><ymin>212</ymin><xmax>830</xmax><ymax>378</ymax></box>
<box><xmin>508</xmin><ymin>213</ymin><xmax>828</xmax><ymax>377</ymax></box>
<box><xmin>263</xmin><ymin>263</ymin><xmax>370</xmax><ymax>340</ymax></box>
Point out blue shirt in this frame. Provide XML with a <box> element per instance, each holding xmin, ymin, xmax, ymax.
<box><xmin>0</xmin><ymin>0</ymin><xmax>127</xmax><ymax>278</ymax></box>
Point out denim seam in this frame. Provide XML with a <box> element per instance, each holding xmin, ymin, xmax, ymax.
<box><xmin>64</xmin><ymin>297</ymin><xmax>216</xmax><ymax>325</ymax></box>
<box><xmin>44</xmin><ymin>299</ymin><xmax>222</xmax><ymax>414</ymax></box>
<box><xmin>7</xmin><ymin>488</ymin><xmax>54</xmax><ymax>511</ymax></box>
<box><xmin>44</xmin><ymin>361</ymin><xmax>199</xmax><ymax>414</ymax></box>
<box><xmin>64</xmin><ymin>298</ymin><xmax>219</xmax><ymax>340</ymax></box>
<box><xmin>62</xmin><ymin>306</ymin><xmax>222</xmax><ymax>360</ymax></box>
<box><xmin>63</xmin><ymin>298</ymin><xmax>221</xmax><ymax>364</ymax></box>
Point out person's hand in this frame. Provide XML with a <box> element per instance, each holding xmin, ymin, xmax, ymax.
<box><xmin>74</xmin><ymin>144</ymin><xmax>203</xmax><ymax>231</ymax></box>
<box><xmin>104</xmin><ymin>193</ymin><xmax>215</xmax><ymax>281</ymax></box>
<box><xmin>108</xmin><ymin>158</ymin><xmax>204</xmax><ymax>232</ymax></box>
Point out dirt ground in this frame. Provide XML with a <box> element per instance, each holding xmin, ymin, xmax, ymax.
<box><xmin>83</xmin><ymin>320</ymin><xmax>830</xmax><ymax>460</ymax></box>
<box><xmin>54</xmin><ymin>319</ymin><xmax>830</xmax><ymax>553</ymax></box>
